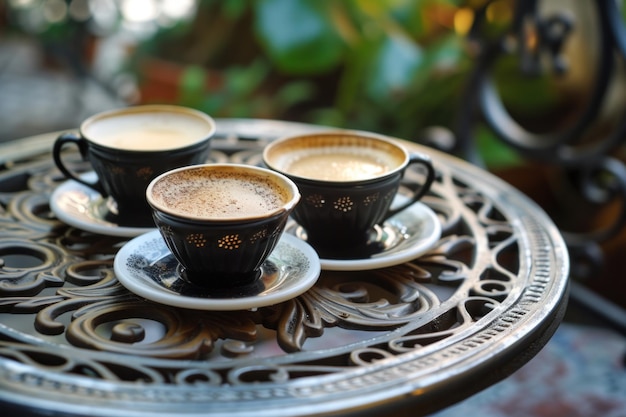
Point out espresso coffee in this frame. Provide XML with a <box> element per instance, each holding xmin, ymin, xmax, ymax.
<box><xmin>147</xmin><ymin>164</ymin><xmax>300</xmax><ymax>287</ymax></box>
<box><xmin>265</xmin><ymin>134</ymin><xmax>406</xmax><ymax>183</ymax></box>
<box><xmin>84</xmin><ymin>112</ymin><xmax>211</xmax><ymax>151</ymax></box>
<box><xmin>150</xmin><ymin>169</ymin><xmax>289</xmax><ymax>219</ymax></box>
<box><xmin>283</xmin><ymin>148</ymin><xmax>394</xmax><ymax>181</ymax></box>
<box><xmin>262</xmin><ymin>131</ymin><xmax>435</xmax><ymax>250</ymax></box>
<box><xmin>53</xmin><ymin>105</ymin><xmax>216</xmax><ymax>223</ymax></box>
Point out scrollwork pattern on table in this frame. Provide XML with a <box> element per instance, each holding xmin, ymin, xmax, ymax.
<box><xmin>0</xmin><ymin>141</ymin><xmax>527</xmax><ymax>389</ymax></box>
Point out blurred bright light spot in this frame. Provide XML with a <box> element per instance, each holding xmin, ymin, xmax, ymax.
<box><xmin>161</xmin><ymin>0</ymin><xmax>196</xmax><ymax>20</ymax></box>
<box><xmin>7</xmin><ymin>0</ymin><xmax>198</xmax><ymax>40</ymax></box>
<box><xmin>523</xmin><ymin>19</ymin><xmax>539</xmax><ymax>53</ymax></box>
<box><xmin>43</xmin><ymin>0</ymin><xmax>68</xmax><ymax>23</ymax></box>
<box><xmin>88</xmin><ymin>0</ymin><xmax>119</xmax><ymax>33</ymax></box>
<box><xmin>8</xmin><ymin>0</ymin><xmax>36</xmax><ymax>8</ymax></box>
<box><xmin>454</xmin><ymin>8</ymin><xmax>474</xmax><ymax>36</ymax></box>
<box><xmin>69</xmin><ymin>0</ymin><xmax>91</xmax><ymax>21</ymax></box>
<box><xmin>121</xmin><ymin>0</ymin><xmax>159</xmax><ymax>23</ymax></box>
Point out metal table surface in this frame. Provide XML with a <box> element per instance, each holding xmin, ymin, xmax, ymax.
<box><xmin>0</xmin><ymin>119</ymin><xmax>569</xmax><ymax>417</ymax></box>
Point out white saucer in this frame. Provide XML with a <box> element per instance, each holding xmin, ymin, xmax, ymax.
<box><xmin>113</xmin><ymin>231</ymin><xmax>321</xmax><ymax>311</ymax></box>
<box><xmin>50</xmin><ymin>173</ymin><xmax>155</xmax><ymax>237</ymax></box>
<box><xmin>286</xmin><ymin>201</ymin><xmax>441</xmax><ymax>271</ymax></box>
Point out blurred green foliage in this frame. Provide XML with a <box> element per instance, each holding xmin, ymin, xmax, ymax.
<box><xmin>130</xmin><ymin>0</ymin><xmax>562</xmax><ymax>167</ymax></box>
<box><xmin>136</xmin><ymin>0</ymin><xmax>470</xmax><ymax>136</ymax></box>
<box><xmin>3</xmin><ymin>0</ymin><xmax>567</xmax><ymax>168</ymax></box>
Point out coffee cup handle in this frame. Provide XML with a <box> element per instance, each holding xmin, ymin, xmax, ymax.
<box><xmin>383</xmin><ymin>152</ymin><xmax>435</xmax><ymax>220</ymax></box>
<box><xmin>53</xmin><ymin>132</ymin><xmax>107</xmax><ymax>196</ymax></box>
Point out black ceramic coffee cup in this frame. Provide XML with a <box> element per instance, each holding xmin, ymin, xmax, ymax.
<box><xmin>53</xmin><ymin>105</ymin><xmax>216</xmax><ymax>225</ymax></box>
<box><xmin>262</xmin><ymin>131</ymin><xmax>435</xmax><ymax>251</ymax></box>
<box><xmin>146</xmin><ymin>164</ymin><xmax>301</xmax><ymax>288</ymax></box>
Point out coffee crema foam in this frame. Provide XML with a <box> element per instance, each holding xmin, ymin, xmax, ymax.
<box><xmin>151</xmin><ymin>170</ymin><xmax>288</xmax><ymax>218</ymax></box>
<box><xmin>94</xmin><ymin>127</ymin><xmax>201</xmax><ymax>151</ymax></box>
<box><xmin>86</xmin><ymin>113</ymin><xmax>211</xmax><ymax>151</ymax></box>
<box><xmin>283</xmin><ymin>147</ymin><xmax>396</xmax><ymax>181</ymax></box>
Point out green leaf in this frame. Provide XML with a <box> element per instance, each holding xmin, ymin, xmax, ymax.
<box><xmin>366</xmin><ymin>33</ymin><xmax>423</xmax><ymax>99</ymax></box>
<box><xmin>221</xmin><ymin>0</ymin><xmax>249</xmax><ymax>18</ymax></box>
<box><xmin>178</xmin><ymin>65</ymin><xmax>206</xmax><ymax>107</ymax></box>
<box><xmin>274</xmin><ymin>81</ymin><xmax>316</xmax><ymax>108</ymax></box>
<box><xmin>225</xmin><ymin>60</ymin><xmax>269</xmax><ymax>96</ymax></box>
<box><xmin>253</xmin><ymin>0</ymin><xmax>345</xmax><ymax>74</ymax></box>
<box><xmin>477</xmin><ymin>126</ymin><xmax>523</xmax><ymax>169</ymax></box>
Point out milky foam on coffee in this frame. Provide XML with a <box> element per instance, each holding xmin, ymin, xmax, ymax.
<box><xmin>85</xmin><ymin>112</ymin><xmax>211</xmax><ymax>151</ymax></box>
<box><xmin>281</xmin><ymin>146</ymin><xmax>399</xmax><ymax>181</ymax></box>
<box><xmin>150</xmin><ymin>169</ymin><xmax>288</xmax><ymax>219</ymax></box>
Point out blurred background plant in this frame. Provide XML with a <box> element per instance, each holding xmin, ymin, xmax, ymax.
<box><xmin>2</xmin><ymin>0</ymin><xmax>576</xmax><ymax>168</ymax></box>
<box><xmin>124</xmin><ymin>0</ymin><xmax>495</xmax><ymax>142</ymax></box>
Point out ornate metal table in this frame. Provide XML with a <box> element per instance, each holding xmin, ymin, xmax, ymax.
<box><xmin>0</xmin><ymin>119</ymin><xmax>569</xmax><ymax>416</ymax></box>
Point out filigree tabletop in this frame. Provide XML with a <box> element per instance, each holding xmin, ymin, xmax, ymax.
<box><xmin>0</xmin><ymin>120</ymin><xmax>569</xmax><ymax>417</ymax></box>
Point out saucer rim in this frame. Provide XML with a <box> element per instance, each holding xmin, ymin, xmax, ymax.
<box><xmin>293</xmin><ymin>201</ymin><xmax>442</xmax><ymax>271</ymax></box>
<box><xmin>50</xmin><ymin>173</ymin><xmax>155</xmax><ymax>237</ymax></box>
<box><xmin>113</xmin><ymin>231</ymin><xmax>321</xmax><ymax>311</ymax></box>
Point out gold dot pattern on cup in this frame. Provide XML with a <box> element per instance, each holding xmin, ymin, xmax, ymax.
<box><xmin>333</xmin><ymin>196</ymin><xmax>354</xmax><ymax>212</ymax></box>
<box><xmin>305</xmin><ymin>194</ymin><xmax>325</xmax><ymax>208</ymax></box>
<box><xmin>136</xmin><ymin>167</ymin><xmax>154</xmax><ymax>180</ymax></box>
<box><xmin>186</xmin><ymin>233</ymin><xmax>207</xmax><ymax>247</ymax></box>
<box><xmin>363</xmin><ymin>192</ymin><xmax>380</xmax><ymax>206</ymax></box>
<box><xmin>249</xmin><ymin>229</ymin><xmax>268</xmax><ymax>243</ymax></box>
<box><xmin>218</xmin><ymin>234</ymin><xmax>242</xmax><ymax>250</ymax></box>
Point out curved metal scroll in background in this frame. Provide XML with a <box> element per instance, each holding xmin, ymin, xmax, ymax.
<box><xmin>443</xmin><ymin>0</ymin><xmax>626</xmax><ymax>332</ymax></box>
